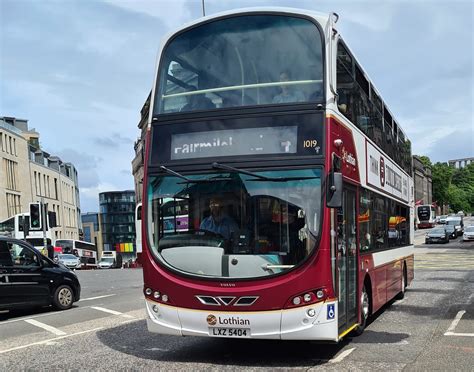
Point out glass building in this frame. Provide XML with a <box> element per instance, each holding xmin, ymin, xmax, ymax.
<box><xmin>99</xmin><ymin>191</ymin><xmax>136</xmax><ymax>261</ymax></box>
<box><xmin>81</xmin><ymin>212</ymin><xmax>103</xmax><ymax>258</ymax></box>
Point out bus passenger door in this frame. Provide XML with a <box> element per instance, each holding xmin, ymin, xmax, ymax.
<box><xmin>337</xmin><ymin>185</ymin><xmax>358</xmax><ymax>334</ymax></box>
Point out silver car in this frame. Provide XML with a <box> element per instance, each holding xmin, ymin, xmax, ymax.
<box><xmin>57</xmin><ymin>254</ymin><xmax>82</xmax><ymax>269</ymax></box>
<box><xmin>463</xmin><ymin>226</ymin><xmax>474</xmax><ymax>242</ymax></box>
<box><xmin>98</xmin><ymin>257</ymin><xmax>115</xmax><ymax>269</ymax></box>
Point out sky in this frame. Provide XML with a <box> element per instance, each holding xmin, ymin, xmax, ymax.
<box><xmin>1</xmin><ymin>0</ymin><xmax>473</xmax><ymax>213</ymax></box>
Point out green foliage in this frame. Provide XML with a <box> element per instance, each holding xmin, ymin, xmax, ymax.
<box><xmin>431</xmin><ymin>162</ymin><xmax>453</xmax><ymax>206</ymax></box>
<box><xmin>447</xmin><ymin>184</ymin><xmax>470</xmax><ymax>213</ymax></box>
<box><xmin>418</xmin><ymin>156</ymin><xmax>432</xmax><ymax>169</ymax></box>
<box><xmin>416</xmin><ymin>156</ymin><xmax>474</xmax><ymax>213</ymax></box>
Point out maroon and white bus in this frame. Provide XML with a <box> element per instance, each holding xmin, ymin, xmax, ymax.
<box><xmin>142</xmin><ymin>8</ymin><xmax>414</xmax><ymax>341</ymax></box>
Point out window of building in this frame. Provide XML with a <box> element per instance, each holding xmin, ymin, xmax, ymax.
<box><xmin>3</xmin><ymin>159</ymin><xmax>18</xmax><ymax>191</ymax></box>
<box><xmin>6</xmin><ymin>193</ymin><xmax>21</xmax><ymax>217</ymax></box>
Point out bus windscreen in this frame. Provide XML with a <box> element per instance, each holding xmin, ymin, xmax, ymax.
<box><xmin>147</xmin><ymin>168</ymin><xmax>322</xmax><ymax>279</ymax></box>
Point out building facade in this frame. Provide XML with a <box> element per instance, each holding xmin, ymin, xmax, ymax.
<box><xmin>131</xmin><ymin>92</ymin><xmax>150</xmax><ymax>205</ymax></box>
<box><xmin>0</xmin><ymin>116</ymin><xmax>81</xmax><ymax>240</ymax></box>
<box><xmin>412</xmin><ymin>155</ymin><xmax>432</xmax><ymax>205</ymax></box>
<box><xmin>99</xmin><ymin>191</ymin><xmax>136</xmax><ymax>261</ymax></box>
<box><xmin>81</xmin><ymin>212</ymin><xmax>103</xmax><ymax>258</ymax></box>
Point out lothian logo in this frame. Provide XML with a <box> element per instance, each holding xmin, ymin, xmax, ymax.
<box><xmin>207</xmin><ymin>314</ymin><xmax>217</xmax><ymax>326</ymax></box>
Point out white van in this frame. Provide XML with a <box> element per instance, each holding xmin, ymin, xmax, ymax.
<box><xmin>446</xmin><ymin>215</ymin><xmax>464</xmax><ymax>236</ymax></box>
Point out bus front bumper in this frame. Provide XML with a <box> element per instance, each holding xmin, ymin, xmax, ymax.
<box><xmin>145</xmin><ymin>299</ymin><xmax>338</xmax><ymax>341</ymax></box>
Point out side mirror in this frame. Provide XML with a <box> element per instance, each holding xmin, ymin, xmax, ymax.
<box><xmin>327</xmin><ymin>172</ymin><xmax>343</xmax><ymax>208</ymax></box>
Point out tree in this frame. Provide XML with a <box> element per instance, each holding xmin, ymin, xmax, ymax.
<box><xmin>431</xmin><ymin>162</ymin><xmax>453</xmax><ymax>207</ymax></box>
<box><xmin>418</xmin><ymin>156</ymin><xmax>432</xmax><ymax>169</ymax></box>
<box><xmin>447</xmin><ymin>184</ymin><xmax>470</xmax><ymax>213</ymax></box>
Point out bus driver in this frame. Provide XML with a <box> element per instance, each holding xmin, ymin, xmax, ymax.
<box><xmin>200</xmin><ymin>197</ymin><xmax>238</xmax><ymax>240</ymax></box>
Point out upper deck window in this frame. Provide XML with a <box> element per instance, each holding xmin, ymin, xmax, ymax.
<box><xmin>155</xmin><ymin>14</ymin><xmax>324</xmax><ymax>115</ymax></box>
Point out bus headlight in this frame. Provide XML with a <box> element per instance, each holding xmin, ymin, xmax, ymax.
<box><xmin>292</xmin><ymin>296</ymin><xmax>302</xmax><ymax>305</ymax></box>
<box><xmin>153</xmin><ymin>291</ymin><xmax>160</xmax><ymax>299</ymax></box>
<box><xmin>286</xmin><ymin>288</ymin><xmax>327</xmax><ymax>308</ymax></box>
<box><xmin>145</xmin><ymin>288</ymin><xmax>152</xmax><ymax>296</ymax></box>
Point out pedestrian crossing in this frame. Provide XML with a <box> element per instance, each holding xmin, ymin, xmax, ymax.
<box><xmin>415</xmin><ymin>252</ymin><xmax>474</xmax><ymax>270</ymax></box>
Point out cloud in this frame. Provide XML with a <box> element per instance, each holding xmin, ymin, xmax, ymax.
<box><xmin>102</xmin><ymin>0</ymin><xmax>194</xmax><ymax>28</ymax></box>
<box><xmin>94</xmin><ymin>133</ymin><xmax>134</xmax><ymax>148</ymax></box>
<box><xmin>425</xmin><ymin>129</ymin><xmax>474</xmax><ymax>163</ymax></box>
<box><xmin>56</xmin><ymin>149</ymin><xmax>100</xmax><ymax>189</ymax></box>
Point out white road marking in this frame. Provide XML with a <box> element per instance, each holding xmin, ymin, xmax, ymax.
<box><xmin>0</xmin><ymin>306</ymin><xmax>90</xmax><ymax>325</ymax></box>
<box><xmin>445</xmin><ymin>310</ymin><xmax>466</xmax><ymax>334</ymax></box>
<box><xmin>444</xmin><ymin>332</ymin><xmax>474</xmax><ymax>337</ymax></box>
<box><xmin>78</xmin><ymin>294</ymin><xmax>116</xmax><ymax>302</ymax></box>
<box><xmin>91</xmin><ymin>306</ymin><xmax>134</xmax><ymax>319</ymax></box>
<box><xmin>24</xmin><ymin>319</ymin><xmax>67</xmax><ymax>336</ymax></box>
<box><xmin>375</xmin><ymin>340</ymin><xmax>409</xmax><ymax>345</ymax></box>
<box><xmin>145</xmin><ymin>347</ymin><xmax>170</xmax><ymax>352</ymax></box>
<box><xmin>0</xmin><ymin>327</ymin><xmax>103</xmax><ymax>354</ymax></box>
<box><xmin>328</xmin><ymin>347</ymin><xmax>355</xmax><ymax>363</ymax></box>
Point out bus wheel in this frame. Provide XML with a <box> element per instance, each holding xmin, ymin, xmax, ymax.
<box><xmin>352</xmin><ymin>284</ymin><xmax>370</xmax><ymax>336</ymax></box>
<box><xmin>53</xmin><ymin>285</ymin><xmax>74</xmax><ymax>310</ymax></box>
<box><xmin>396</xmin><ymin>265</ymin><xmax>407</xmax><ymax>300</ymax></box>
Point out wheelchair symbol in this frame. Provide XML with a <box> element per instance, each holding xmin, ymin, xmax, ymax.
<box><xmin>327</xmin><ymin>304</ymin><xmax>335</xmax><ymax>320</ymax></box>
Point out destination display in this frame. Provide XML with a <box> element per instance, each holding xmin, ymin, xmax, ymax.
<box><xmin>366</xmin><ymin>141</ymin><xmax>409</xmax><ymax>203</ymax></box>
<box><xmin>171</xmin><ymin>126</ymin><xmax>297</xmax><ymax>160</ymax></box>
<box><xmin>149</xmin><ymin>112</ymin><xmax>325</xmax><ymax>165</ymax></box>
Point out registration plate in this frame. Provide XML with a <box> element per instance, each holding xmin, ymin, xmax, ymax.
<box><xmin>209</xmin><ymin>327</ymin><xmax>250</xmax><ymax>338</ymax></box>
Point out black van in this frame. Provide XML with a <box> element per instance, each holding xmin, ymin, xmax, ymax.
<box><xmin>0</xmin><ymin>237</ymin><xmax>81</xmax><ymax>311</ymax></box>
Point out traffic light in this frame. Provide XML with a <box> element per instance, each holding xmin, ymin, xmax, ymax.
<box><xmin>29</xmin><ymin>202</ymin><xmax>42</xmax><ymax>230</ymax></box>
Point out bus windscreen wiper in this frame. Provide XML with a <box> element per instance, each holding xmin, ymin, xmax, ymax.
<box><xmin>212</xmin><ymin>162</ymin><xmax>316</xmax><ymax>182</ymax></box>
<box><xmin>159</xmin><ymin>166</ymin><xmax>229</xmax><ymax>183</ymax></box>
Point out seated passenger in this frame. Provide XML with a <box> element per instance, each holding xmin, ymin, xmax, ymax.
<box><xmin>181</xmin><ymin>86</ymin><xmax>215</xmax><ymax>111</ymax></box>
<box><xmin>272</xmin><ymin>71</ymin><xmax>305</xmax><ymax>104</ymax></box>
<box><xmin>200</xmin><ymin>197</ymin><xmax>239</xmax><ymax>240</ymax></box>
<box><xmin>337</xmin><ymin>88</ymin><xmax>349</xmax><ymax>113</ymax></box>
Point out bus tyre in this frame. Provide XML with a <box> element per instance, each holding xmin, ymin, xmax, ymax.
<box><xmin>396</xmin><ymin>265</ymin><xmax>407</xmax><ymax>300</ymax></box>
<box><xmin>352</xmin><ymin>284</ymin><xmax>369</xmax><ymax>336</ymax></box>
<box><xmin>53</xmin><ymin>285</ymin><xmax>74</xmax><ymax>310</ymax></box>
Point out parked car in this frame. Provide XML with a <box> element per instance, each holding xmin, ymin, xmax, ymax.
<box><xmin>0</xmin><ymin>237</ymin><xmax>81</xmax><ymax>311</ymax></box>
<box><xmin>463</xmin><ymin>226</ymin><xmax>474</xmax><ymax>242</ymax></box>
<box><xmin>444</xmin><ymin>225</ymin><xmax>458</xmax><ymax>240</ymax></box>
<box><xmin>438</xmin><ymin>215</ymin><xmax>448</xmax><ymax>224</ymax></box>
<box><xmin>56</xmin><ymin>253</ymin><xmax>82</xmax><ymax>270</ymax></box>
<box><xmin>425</xmin><ymin>228</ymin><xmax>449</xmax><ymax>244</ymax></box>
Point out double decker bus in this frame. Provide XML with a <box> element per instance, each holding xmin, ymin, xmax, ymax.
<box><xmin>142</xmin><ymin>8</ymin><xmax>414</xmax><ymax>341</ymax></box>
<box><xmin>415</xmin><ymin>204</ymin><xmax>436</xmax><ymax>228</ymax></box>
<box><xmin>55</xmin><ymin>239</ymin><xmax>98</xmax><ymax>268</ymax></box>
<box><xmin>0</xmin><ymin>213</ymin><xmax>53</xmax><ymax>253</ymax></box>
